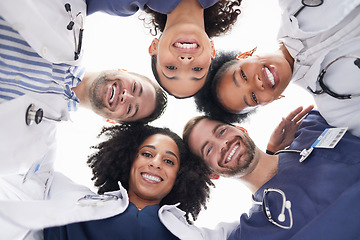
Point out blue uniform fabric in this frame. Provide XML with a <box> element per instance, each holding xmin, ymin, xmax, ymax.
<box><xmin>44</xmin><ymin>202</ymin><xmax>179</xmax><ymax>240</ymax></box>
<box><xmin>86</xmin><ymin>0</ymin><xmax>218</xmax><ymax>15</ymax></box>
<box><xmin>228</xmin><ymin>110</ymin><xmax>360</xmax><ymax>239</ymax></box>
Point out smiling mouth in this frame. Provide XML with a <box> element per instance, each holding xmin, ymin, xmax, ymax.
<box><xmin>141</xmin><ymin>173</ymin><xmax>163</xmax><ymax>183</ymax></box>
<box><xmin>264</xmin><ymin>66</ymin><xmax>276</xmax><ymax>88</ymax></box>
<box><xmin>225</xmin><ymin>143</ymin><xmax>240</xmax><ymax>164</ymax></box>
<box><xmin>173</xmin><ymin>39</ymin><xmax>199</xmax><ymax>52</ymax></box>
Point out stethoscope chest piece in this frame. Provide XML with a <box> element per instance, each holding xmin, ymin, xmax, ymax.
<box><xmin>26</xmin><ymin>104</ymin><xmax>44</xmax><ymax>125</ymax></box>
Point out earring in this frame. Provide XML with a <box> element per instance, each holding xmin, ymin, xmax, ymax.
<box><xmin>277</xmin><ymin>95</ymin><xmax>285</xmax><ymax>100</ymax></box>
<box><xmin>236</xmin><ymin>126</ymin><xmax>248</xmax><ymax>134</ymax></box>
<box><xmin>236</xmin><ymin>47</ymin><xmax>257</xmax><ymax>60</ymax></box>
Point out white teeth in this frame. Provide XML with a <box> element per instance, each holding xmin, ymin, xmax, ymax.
<box><xmin>227</xmin><ymin>145</ymin><xmax>239</xmax><ymax>162</ymax></box>
<box><xmin>265</xmin><ymin>67</ymin><xmax>275</xmax><ymax>87</ymax></box>
<box><xmin>142</xmin><ymin>173</ymin><xmax>162</xmax><ymax>182</ymax></box>
<box><xmin>174</xmin><ymin>42</ymin><xmax>197</xmax><ymax>49</ymax></box>
<box><xmin>109</xmin><ymin>85</ymin><xmax>116</xmax><ymax>104</ymax></box>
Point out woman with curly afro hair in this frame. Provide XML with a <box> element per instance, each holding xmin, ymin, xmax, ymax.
<box><xmin>145</xmin><ymin>0</ymin><xmax>242</xmax><ymax>98</ymax></box>
<box><xmin>43</xmin><ymin>124</ymin><xmax>238</xmax><ymax>239</ymax></box>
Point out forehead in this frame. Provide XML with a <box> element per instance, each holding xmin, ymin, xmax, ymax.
<box><xmin>141</xmin><ymin>134</ymin><xmax>179</xmax><ymax>155</ymax></box>
<box><xmin>188</xmin><ymin>119</ymin><xmax>223</xmax><ymax>153</ymax></box>
<box><xmin>159</xmin><ymin>75</ymin><xmax>206</xmax><ymax>98</ymax></box>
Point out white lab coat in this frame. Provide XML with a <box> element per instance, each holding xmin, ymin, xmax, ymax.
<box><xmin>278</xmin><ymin>0</ymin><xmax>360</xmax><ymax>137</ymax></box>
<box><xmin>0</xmin><ymin>172</ymin><xmax>238</xmax><ymax>240</ymax></box>
<box><xmin>0</xmin><ymin>0</ymin><xmax>86</xmax><ymax>65</ymax></box>
<box><xmin>0</xmin><ymin>93</ymin><xmax>70</xmax><ymax>177</ymax></box>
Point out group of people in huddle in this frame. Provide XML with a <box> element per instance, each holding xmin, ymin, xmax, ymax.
<box><xmin>1</xmin><ymin>0</ymin><xmax>360</xmax><ymax>239</ymax></box>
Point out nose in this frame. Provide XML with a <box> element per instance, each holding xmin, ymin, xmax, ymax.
<box><xmin>220</xmin><ymin>139</ymin><xmax>229</xmax><ymax>156</ymax></box>
<box><xmin>120</xmin><ymin>89</ymin><xmax>134</xmax><ymax>104</ymax></box>
<box><xmin>252</xmin><ymin>75</ymin><xmax>264</xmax><ymax>90</ymax></box>
<box><xmin>149</xmin><ymin>155</ymin><xmax>161</xmax><ymax>169</ymax></box>
<box><xmin>178</xmin><ymin>55</ymin><xmax>193</xmax><ymax>63</ymax></box>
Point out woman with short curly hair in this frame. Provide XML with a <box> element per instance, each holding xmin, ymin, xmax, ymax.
<box><xmin>42</xmin><ymin>124</ymin><xmax>238</xmax><ymax>239</ymax></box>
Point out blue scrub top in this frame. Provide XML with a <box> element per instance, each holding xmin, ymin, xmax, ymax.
<box><xmin>44</xmin><ymin>202</ymin><xmax>179</xmax><ymax>240</ymax></box>
<box><xmin>85</xmin><ymin>0</ymin><xmax>218</xmax><ymax>15</ymax></box>
<box><xmin>228</xmin><ymin>111</ymin><xmax>360</xmax><ymax>240</ymax></box>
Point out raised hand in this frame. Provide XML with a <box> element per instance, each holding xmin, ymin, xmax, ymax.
<box><xmin>267</xmin><ymin>105</ymin><xmax>314</xmax><ymax>154</ymax></box>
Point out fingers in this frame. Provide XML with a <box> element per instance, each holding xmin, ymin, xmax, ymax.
<box><xmin>285</xmin><ymin>105</ymin><xmax>314</xmax><ymax>123</ymax></box>
<box><xmin>293</xmin><ymin>105</ymin><xmax>314</xmax><ymax>124</ymax></box>
<box><xmin>285</xmin><ymin>106</ymin><xmax>303</xmax><ymax>121</ymax></box>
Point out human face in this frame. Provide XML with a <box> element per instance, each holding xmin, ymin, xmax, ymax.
<box><xmin>89</xmin><ymin>71</ymin><xmax>156</xmax><ymax>121</ymax></box>
<box><xmin>217</xmin><ymin>53</ymin><xmax>292</xmax><ymax>113</ymax></box>
<box><xmin>188</xmin><ymin>118</ymin><xmax>257</xmax><ymax>177</ymax></box>
<box><xmin>128</xmin><ymin>134</ymin><xmax>180</xmax><ymax>205</ymax></box>
<box><xmin>149</xmin><ymin>25</ymin><xmax>215</xmax><ymax>98</ymax></box>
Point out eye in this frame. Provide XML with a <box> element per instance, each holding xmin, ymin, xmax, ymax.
<box><xmin>192</xmin><ymin>67</ymin><xmax>203</xmax><ymax>72</ymax></box>
<box><xmin>127</xmin><ymin>105</ymin><xmax>132</xmax><ymax>114</ymax></box>
<box><xmin>251</xmin><ymin>92</ymin><xmax>258</xmax><ymax>104</ymax></box>
<box><xmin>132</xmin><ymin>82</ymin><xmax>136</xmax><ymax>93</ymax></box>
<box><xmin>164</xmin><ymin>159</ymin><xmax>175</xmax><ymax>166</ymax></box>
<box><xmin>206</xmin><ymin>146</ymin><xmax>213</xmax><ymax>156</ymax></box>
<box><xmin>141</xmin><ymin>152</ymin><xmax>153</xmax><ymax>158</ymax></box>
<box><xmin>219</xmin><ymin>128</ymin><xmax>226</xmax><ymax>136</ymax></box>
<box><xmin>166</xmin><ymin>66</ymin><xmax>177</xmax><ymax>70</ymax></box>
<box><xmin>240</xmin><ymin>69</ymin><xmax>247</xmax><ymax>81</ymax></box>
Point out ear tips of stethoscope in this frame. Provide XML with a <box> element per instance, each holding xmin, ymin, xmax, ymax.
<box><xmin>278</xmin><ymin>213</ymin><xmax>285</xmax><ymax>222</ymax></box>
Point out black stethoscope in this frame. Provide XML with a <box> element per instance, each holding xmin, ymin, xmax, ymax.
<box><xmin>294</xmin><ymin>0</ymin><xmax>323</xmax><ymax>17</ymax></box>
<box><xmin>25</xmin><ymin>104</ymin><xmax>61</xmax><ymax>126</ymax></box>
<box><xmin>65</xmin><ymin>3</ymin><xmax>84</xmax><ymax>60</ymax></box>
<box><xmin>307</xmin><ymin>55</ymin><xmax>360</xmax><ymax>99</ymax></box>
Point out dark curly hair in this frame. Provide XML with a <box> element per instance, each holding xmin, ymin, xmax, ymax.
<box><xmin>141</xmin><ymin>0</ymin><xmax>242</xmax><ymax>38</ymax></box>
<box><xmin>87</xmin><ymin>124</ymin><xmax>214</xmax><ymax>223</ymax></box>
<box><xmin>194</xmin><ymin>50</ymin><xmax>255</xmax><ymax>124</ymax></box>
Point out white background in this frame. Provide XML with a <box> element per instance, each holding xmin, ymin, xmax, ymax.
<box><xmin>55</xmin><ymin>0</ymin><xmax>315</xmax><ymax>228</ymax></box>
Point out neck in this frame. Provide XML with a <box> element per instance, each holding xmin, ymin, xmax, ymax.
<box><xmin>279</xmin><ymin>43</ymin><xmax>294</xmax><ymax>70</ymax></box>
<box><xmin>128</xmin><ymin>192</ymin><xmax>161</xmax><ymax>211</ymax></box>
<box><xmin>165</xmin><ymin>0</ymin><xmax>205</xmax><ymax>29</ymax></box>
<box><xmin>72</xmin><ymin>72</ymin><xmax>93</xmax><ymax>108</ymax></box>
<box><xmin>238</xmin><ymin>150</ymin><xmax>279</xmax><ymax>194</ymax></box>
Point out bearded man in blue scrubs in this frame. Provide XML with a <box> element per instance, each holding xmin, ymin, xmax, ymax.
<box><xmin>183</xmin><ymin>109</ymin><xmax>360</xmax><ymax>239</ymax></box>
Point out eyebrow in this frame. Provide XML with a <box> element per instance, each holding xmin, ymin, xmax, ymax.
<box><xmin>140</xmin><ymin>145</ymin><xmax>179</xmax><ymax>160</ymax></box>
<box><xmin>232</xmin><ymin>70</ymin><xmax>241</xmax><ymax>87</ymax></box>
<box><xmin>161</xmin><ymin>71</ymin><xmax>178</xmax><ymax>80</ymax></box>
<box><xmin>161</xmin><ymin>71</ymin><xmax>206</xmax><ymax>81</ymax></box>
<box><xmin>138</xmin><ymin>83</ymin><xmax>143</xmax><ymax>97</ymax></box>
<box><xmin>200</xmin><ymin>123</ymin><xmax>224</xmax><ymax>158</ymax></box>
<box><xmin>233</xmin><ymin>69</ymin><xmax>251</xmax><ymax>107</ymax></box>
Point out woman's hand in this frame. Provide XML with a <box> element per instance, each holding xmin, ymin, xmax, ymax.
<box><xmin>267</xmin><ymin>105</ymin><xmax>314</xmax><ymax>154</ymax></box>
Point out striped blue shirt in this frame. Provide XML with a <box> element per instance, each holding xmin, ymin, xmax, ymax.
<box><xmin>0</xmin><ymin>16</ymin><xmax>85</xmax><ymax>111</ymax></box>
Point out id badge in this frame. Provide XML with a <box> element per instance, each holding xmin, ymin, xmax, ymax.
<box><xmin>299</xmin><ymin>127</ymin><xmax>347</xmax><ymax>162</ymax></box>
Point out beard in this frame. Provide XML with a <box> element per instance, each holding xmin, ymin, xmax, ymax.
<box><xmin>218</xmin><ymin>134</ymin><xmax>256</xmax><ymax>177</ymax></box>
<box><xmin>89</xmin><ymin>73</ymin><xmax>111</xmax><ymax>111</ymax></box>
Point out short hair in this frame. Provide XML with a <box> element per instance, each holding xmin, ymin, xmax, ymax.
<box><xmin>182</xmin><ymin>116</ymin><xmax>208</xmax><ymax>147</ymax></box>
<box><xmin>194</xmin><ymin>50</ymin><xmax>255</xmax><ymax>123</ymax></box>
<box><xmin>141</xmin><ymin>0</ymin><xmax>242</xmax><ymax>38</ymax></box>
<box><xmin>121</xmin><ymin>72</ymin><xmax>167</xmax><ymax>123</ymax></box>
<box><xmin>88</xmin><ymin>124</ymin><xmax>213</xmax><ymax>223</ymax></box>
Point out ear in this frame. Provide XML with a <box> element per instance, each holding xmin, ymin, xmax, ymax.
<box><xmin>148</xmin><ymin>38</ymin><xmax>159</xmax><ymax>56</ymax></box>
<box><xmin>209</xmin><ymin>172</ymin><xmax>220</xmax><ymax>180</ymax></box>
<box><xmin>210</xmin><ymin>40</ymin><xmax>215</xmax><ymax>59</ymax></box>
